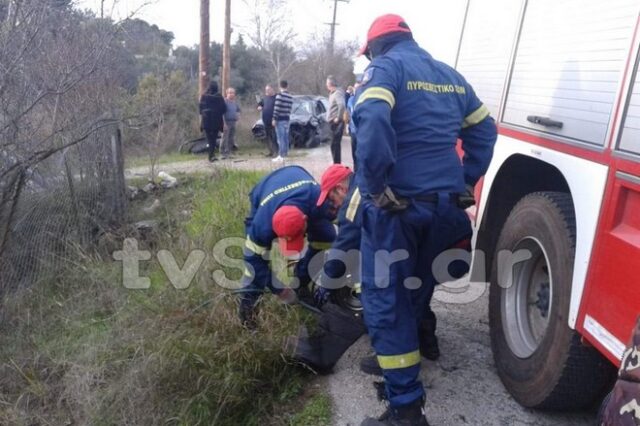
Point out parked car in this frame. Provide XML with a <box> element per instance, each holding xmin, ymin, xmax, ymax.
<box><xmin>252</xmin><ymin>95</ymin><xmax>332</xmax><ymax>148</ymax></box>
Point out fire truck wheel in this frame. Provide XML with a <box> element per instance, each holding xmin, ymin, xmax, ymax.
<box><xmin>489</xmin><ymin>191</ymin><xmax>614</xmax><ymax>409</ymax></box>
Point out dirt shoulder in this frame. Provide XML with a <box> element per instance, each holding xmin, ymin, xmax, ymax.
<box><xmin>125</xmin><ymin>143</ymin><xmax>347</xmax><ymax>181</ymax></box>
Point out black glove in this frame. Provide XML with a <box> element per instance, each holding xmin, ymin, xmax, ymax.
<box><xmin>457</xmin><ymin>184</ymin><xmax>476</xmax><ymax>209</ymax></box>
<box><xmin>313</xmin><ymin>286</ymin><xmax>333</xmax><ymax>308</ymax></box>
<box><xmin>371</xmin><ymin>187</ymin><xmax>409</xmax><ymax>212</ymax></box>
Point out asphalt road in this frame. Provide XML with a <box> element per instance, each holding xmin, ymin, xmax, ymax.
<box><xmin>319</xmin><ymin>278</ymin><xmax>597</xmax><ymax>426</ymax></box>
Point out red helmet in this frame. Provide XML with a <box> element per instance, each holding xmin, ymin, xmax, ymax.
<box><xmin>358</xmin><ymin>14</ymin><xmax>412</xmax><ymax>57</ymax></box>
<box><xmin>317</xmin><ymin>164</ymin><xmax>353</xmax><ymax>206</ymax></box>
<box><xmin>272</xmin><ymin>206</ymin><xmax>307</xmax><ymax>255</ymax></box>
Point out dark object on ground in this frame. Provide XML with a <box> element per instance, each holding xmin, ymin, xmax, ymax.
<box><xmin>293</xmin><ymin>302</ymin><xmax>366</xmax><ymax>374</ymax></box>
<box><xmin>252</xmin><ymin>95</ymin><xmax>332</xmax><ymax>148</ymax></box>
<box><xmin>361</xmin><ymin>396</ymin><xmax>430</xmax><ymax>426</ymax></box>
<box><xmin>179</xmin><ymin>135</ymin><xmax>221</xmax><ymax>155</ymax></box>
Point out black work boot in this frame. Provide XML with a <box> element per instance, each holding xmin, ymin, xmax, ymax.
<box><xmin>360</xmin><ymin>398</ymin><xmax>430</xmax><ymax>426</ymax></box>
<box><xmin>239</xmin><ymin>297</ymin><xmax>260</xmax><ymax>330</ymax></box>
<box><xmin>418</xmin><ymin>316</ymin><xmax>440</xmax><ymax>361</ymax></box>
<box><xmin>360</xmin><ymin>354</ymin><xmax>383</xmax><ymax>376</ymax></box>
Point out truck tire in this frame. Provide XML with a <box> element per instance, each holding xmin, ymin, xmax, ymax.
<box><xmin>489</xmin><ymin>191</ymin><xmax>614</xmax><ymax>410</ymax></box>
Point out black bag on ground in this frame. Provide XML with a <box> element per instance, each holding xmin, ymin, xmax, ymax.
<box><xmin>293</xmin><ymin>302</ymin><xmax>366</xmax><ymax>375</ymax></box>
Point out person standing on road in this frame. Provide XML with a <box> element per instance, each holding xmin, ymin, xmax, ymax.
<box><xmin>199</xmin><ymin>81</ymin><xmax>227</xmax><ymax>162</ymax></box>
<box><xmin>258</xmin><ymin>84</ymin><xmax>278</xmax><ymax>157</ymax></box>
<box><xmin>222</xmin><ymin>87</ymin><xmax>241</xmax><ymax>159</ymax></box>
<box><xmin>312</xmin><ymin>172</ymin><xmax>451</xmax><ymax>371</ymax></box>
<box><xmin>353</xmin><ymin>14</ymin><xmax>497</xmax><ymax>425</ymax></box>
<box><xmin>272</xmin><ymin>80</ymin><xmax>293</xmax><ymax>162</ymax></box>
<box><xmin>326</xmin><ymin>76</ymin><xmax>346</xmax><ymax>164</ymax></box>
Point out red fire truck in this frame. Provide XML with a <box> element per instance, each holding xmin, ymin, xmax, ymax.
<box><xmin>457</xmin><ymin>0</ymin><xmax>640</xmax><ymax>410</ymax></box>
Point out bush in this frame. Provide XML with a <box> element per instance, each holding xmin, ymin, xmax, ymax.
<box><xmin>0</xmin><ymin>170</ymin><xmax>311</xmax><ymax>425</ymax></box>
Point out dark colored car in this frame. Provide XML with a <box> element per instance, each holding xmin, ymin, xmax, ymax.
<box><xmin>252</xmin><ymin>95</ymin><xmax>331</xmax><ymax>148</ymax></box>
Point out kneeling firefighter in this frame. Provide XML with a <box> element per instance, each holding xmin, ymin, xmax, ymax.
<box><xmin>237</xmin><ymin>164</ymin><xmax>352</xmax><ymax>328</ymax></box>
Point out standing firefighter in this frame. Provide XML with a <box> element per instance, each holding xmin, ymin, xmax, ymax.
<box><xmin>353</xmin><ymin>15</ymin><xmax>497</xmax><ymax>425</ymax></box>
<box><xmin>238</xmin><ymin>164</ymin><xmax>352</xmax><ymax>328</ymax></box>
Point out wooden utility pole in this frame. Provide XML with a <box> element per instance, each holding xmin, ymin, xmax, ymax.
<box><xmin>199</xmin><ymin>0</ymin><xmax>210</xmax><ymax>98</ymax></box>
<box><xmin>326</xmin><ymin>0</ymin><xmax>349</xmax><ymax>56</ymax></box>
<box><xmin>222</xmin><ymin>0</ymin><xmax>231</xmax><ymax>94</ymax></box>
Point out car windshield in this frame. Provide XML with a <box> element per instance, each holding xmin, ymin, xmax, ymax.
<box><xmin>291</xmin><ymin>99</ymin><xmax>313</xmax><ymax>115</ymax></box>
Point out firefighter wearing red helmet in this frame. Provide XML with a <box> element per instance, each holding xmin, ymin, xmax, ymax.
<box><xmin>353</xmin><ymin>14</ymin><xmax>497</xmax><ymax>425</ymax></box>
<box><xmin>237</xmin><ymin>164</ymin><xmax>352</xmax><ymax>328</ymax></box>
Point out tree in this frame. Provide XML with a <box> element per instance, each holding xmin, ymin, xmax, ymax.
<box><xmin>242</xmin><ymin>0</ymin><xmax>297</xmax><ymax>83</ymax></box>
<box><xmin>0</xmin><ymin>0</ymin><xmax>139</xmax><ymax>270</ymax></box>
<box><xmin>231</xmin><ymin>34</ymin><xmax>270</xmax><ymax>96</ymax></box>
<box><xmin>125</xmin><ymin>71</ymin><xmax>198</xmax><ymax>177</ymax></box>
<box><xmin>292</xmin><ymin>35</ymin><xmax>357</xmax><ymax>94</ymax></box>
<box><xmin>120</xmin><ymin>18</ymin><xmax>174</xmax><ymax>57</ymax></box>
<box><xmin>172</xmin><ymin>46</ymin><xmax>200</xmax><ymax>81</ymax></box>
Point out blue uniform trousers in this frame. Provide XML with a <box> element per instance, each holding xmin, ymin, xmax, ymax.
<box><xmin>360</xmin><ymin>194</ymin><xmax>470</xmax><ymax>407</ymax></box>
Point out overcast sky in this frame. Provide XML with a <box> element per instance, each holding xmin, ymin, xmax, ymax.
<box><xmin>79</xmin><ymin>0</ymin><xmax>468</xmax><ymax>71</ymax></box>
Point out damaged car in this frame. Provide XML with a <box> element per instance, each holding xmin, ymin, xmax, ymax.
<box><xmin>252</xmin><ymin>95</ymin><xmax>332</xmax><ymax>148</ymax></box>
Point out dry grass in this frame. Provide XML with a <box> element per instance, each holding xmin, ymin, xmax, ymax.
<box><xmin>0</xmin><ymin>170</ymin><xmax>316</xmax><ymax>425</ymax></box>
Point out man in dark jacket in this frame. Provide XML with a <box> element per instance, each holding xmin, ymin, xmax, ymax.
<box><xmin>199</xmin><ymin>81</ymin><xmax>227</xmax><ymax>162</ymax></box>
<box><xmin>258</xmin><ymin>84</ymin><xmax>278</xmax><ymax>157</ymax></box>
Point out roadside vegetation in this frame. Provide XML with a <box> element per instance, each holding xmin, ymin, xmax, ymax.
<box><xmin>1</xmin><ymin>1</ymin><xmax>345</xmax><ymax>424</ymax></box>
<box><xmin>0</xmin><ymin>170</ymin><xmax>325</xmax><ymax>425</ymax></box>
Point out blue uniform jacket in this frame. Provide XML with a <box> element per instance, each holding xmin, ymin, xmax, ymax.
<box><xmin>244</xmin><ymin>166</ymin><xmax>336</xmax><ymax>293</ymax></box>
<box><xmin>321</xmin><ymin>175</ymin><xmax>362</xmax><ymax>284</ymax></box>
<box><xmin>353</xmin><ymin>39</ymin><xmax>497</xmax><ymax>197</ymax></box>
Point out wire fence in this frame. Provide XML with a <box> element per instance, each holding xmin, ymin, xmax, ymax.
<box><xmin>0</xmin><ymin>124</ymin><xmax>126</xmax><ymax>297</ymax></box>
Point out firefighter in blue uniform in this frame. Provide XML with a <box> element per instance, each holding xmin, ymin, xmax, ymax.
<box><xmin>316</xmin><ymin>175</ymin><xmax>455</xmax><ymax>368</ymax></box>
<box><xmin>314</xmin><ymin>174</ymin><xmax>362</xmax><ymax>300</ymax></box>
<box><xmin>353</xmin><ymin>15</ymin><xmax>497</xmax><ymax>426</ymax></box>
<box><xmin>239</xmin><ymin>164</ymin><xmax>352</xmax><ymax>328</ymax></box>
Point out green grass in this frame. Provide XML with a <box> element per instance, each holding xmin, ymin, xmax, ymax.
<box><xmin>0</xmin><ymin>170</ymin><xmax>323</xmax><ymax>426</ymax></box>
<box><xmin>289</xmin><ymin>392</ymin><xmax>332</xmax><ymax>426</ymax></box>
